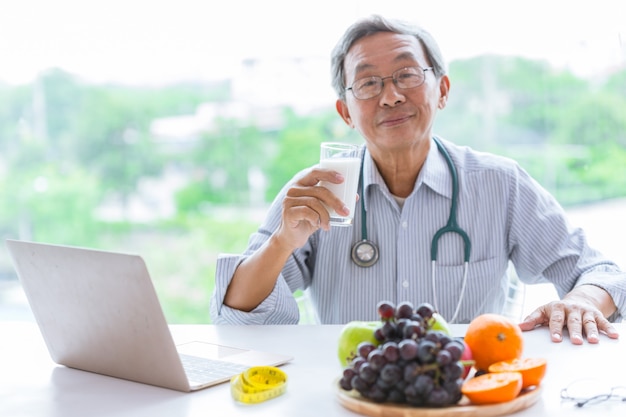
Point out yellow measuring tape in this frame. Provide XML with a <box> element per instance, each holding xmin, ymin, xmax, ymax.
<box><xmin>230</xmin><ymin>366</ymin><xmax>288</xmax><ymax>404</ymax></box>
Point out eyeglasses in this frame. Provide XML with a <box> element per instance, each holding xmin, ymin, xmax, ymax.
<box><xmin>345</xmin><ymin>66</ymin><xmax>434</xmax><ymax>100</ymax></box>
<box><xmin>560</xmin><ymin>379</ymin><xmax>626</xmax><ymax>407</ymax></box>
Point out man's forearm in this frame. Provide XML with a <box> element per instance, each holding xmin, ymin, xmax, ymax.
<box><xmin>223</xmin><ymin>234</ymin><xmax>294</xmax><ymax>312</ymax></box>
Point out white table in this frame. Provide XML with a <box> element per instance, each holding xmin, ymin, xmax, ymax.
<box><xmin>1</xmin><ymin>322</ymin><xmax>624</xmax><ymax>416</ymax></box>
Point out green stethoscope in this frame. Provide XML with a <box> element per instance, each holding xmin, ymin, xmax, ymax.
<box><xmin>350</xmin><ymin>137</ymin><xmax>471</xmax><ymax>323</ymax></box>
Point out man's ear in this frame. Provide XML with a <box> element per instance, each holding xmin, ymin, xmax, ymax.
<box><xmin>336</xmin><ymin>99</ymin><xmax>354</xmax><ymax>128</ymax></box>
<box><xmin>438</xmin><ymin>75</ymin><xmax>451</xmax><ymax>109</ymax></box>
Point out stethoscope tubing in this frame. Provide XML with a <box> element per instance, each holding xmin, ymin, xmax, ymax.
<box><xmin>349</xmin><ymin>137</ymin><xmax>471</xmax><ymax>323</ymax></box>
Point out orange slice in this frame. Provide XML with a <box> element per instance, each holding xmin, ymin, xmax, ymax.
<box><xmin>488</xmin><ymin>357</ymin><xmax>547</xmax><ymax>389</ymax></box>
<box><xmin>461</xmin><ymin>371</ymin><xmax>523</xmax><ymax>405</ymax></box>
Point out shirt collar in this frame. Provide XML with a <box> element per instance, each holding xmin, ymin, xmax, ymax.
<box><xmin>361</xmin><ymin>137</ymin><xmax>454</xmax><ymax>211</ymax></box>
<box><xmin>420</xmin><ymin>137</ymin><xmax>454</xmax><ymax>200</ymax></box>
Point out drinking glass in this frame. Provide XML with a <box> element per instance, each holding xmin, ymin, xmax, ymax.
<box><xmin>319</xmin><ymin>142</ymin><xmax>362</xmax><ymax>226</ymax></box>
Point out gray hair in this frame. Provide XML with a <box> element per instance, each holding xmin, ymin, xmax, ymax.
<box><xmin>331</xmin><ymin>15</ymin><xmax>447</xmax><ymax>100</ymax></box>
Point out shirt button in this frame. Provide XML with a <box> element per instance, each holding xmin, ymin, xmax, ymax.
<box><xmin>402</xmin><ymin>221</ymin><xmax>408</xmax><ymax>229</ymax></box>
<box><xmin>402</xmin><ymin>281</ymin><xmax>409</xmax><ymax>288</ymax></box>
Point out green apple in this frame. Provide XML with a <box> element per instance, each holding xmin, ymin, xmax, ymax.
<box><xmin>337</xmin><ymin>320</ymin><xmax>380</xmax><ymax>367</ymax></box>
<box><xmin>428</xmin><ymin>312</ymin><xmax>452</xmax><ymax>336</ymax></box>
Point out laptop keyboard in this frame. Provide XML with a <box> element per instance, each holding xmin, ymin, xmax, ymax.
<box><xmin>179</xmin><ymin>354</ymin><xmax>249</xmax><ymax>383</ymax></box>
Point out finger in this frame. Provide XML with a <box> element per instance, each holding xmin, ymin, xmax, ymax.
<box><xmin>581</xmin><ymin>311</ymin><xmax>601</xmax><ymax>344</ymax></box>
<box><xmin>565</xmin><ymin>308</ymin><xmax>584</xmax><ymax>345</ymax></box>
<box><xmin>297</xmin><ymin>168</ymin><xmax>345</xmax><ymax>187</ymax></box>
<box><xmin>595</xmin><ymin>314</ymin><xmax>620</xmax><ymax>340</ymax></box>
<box><xmin>518</xmin><ymin>308</ymin><xmax>548</xmax><ymax>331</ymax></box>
<box><xmin>287</xmin><ymin>181</ymin><xmax>348</xmax><ymax>222</ymax></box>
<box><xmin>547</xmin><ymin>303</ymin><xmax>566</xmax><ymax>343</ymax></box>
<box><xmin>283</xmin><ymin>198</ymin><xmax>328</xmax><ymax>231</ymax></box>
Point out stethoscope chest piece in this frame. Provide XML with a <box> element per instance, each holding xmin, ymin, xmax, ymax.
<box><xmin>351</xmin><ymin>239</ymin><xmax>379</xmax><ymax>268</ymax></box>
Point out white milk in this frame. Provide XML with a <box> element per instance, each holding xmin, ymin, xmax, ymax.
<box><xmin>319</xmin><ymin>157</ymin><xmax>361</xmax><ymax>225</ymax></box>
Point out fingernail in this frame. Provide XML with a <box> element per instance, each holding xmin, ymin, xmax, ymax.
<box><xmin>552</xmin><ymin>333</ymin><xmax>562</xmax><ymax>341</ymax></box>
<box><xmin>588</xmin><ymin>333</ymin><xmax>599</xmax><ymax>342</ymax></box>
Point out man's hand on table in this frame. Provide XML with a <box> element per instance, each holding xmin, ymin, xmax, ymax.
<box><xmin>518</xmin><ymin>285</ymin><xmax>619</xmax><ymax>345</ymax></box>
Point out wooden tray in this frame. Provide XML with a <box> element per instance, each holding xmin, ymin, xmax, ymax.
<box><xmin>336</xmin><ymin>381</ymin><xmax>542</xmax><ymax>417</ymax></box>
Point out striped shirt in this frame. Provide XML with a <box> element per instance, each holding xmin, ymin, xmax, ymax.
<box><xmin>210</xmin><ymin>137</ymin><xmax>626</xmax><ymax>324</ymax></box>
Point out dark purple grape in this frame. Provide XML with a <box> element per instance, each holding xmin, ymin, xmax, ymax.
<box><xmin>413</xmin><ymin>374</ymin><xmax>434</xmax><ymax>397</ymax></box>
<box><xmin>395</xmin><ymin>318</ymin><xmax>409</xmax><ymax>336</ymax></box>
<box><xmin>410</xmin><ymin>313</ymin><xmax>424</xmax><ymax>323</ymax></box>
<box><xmin>395</xmin><ymin>301</ymin><xmax>414</xmax><ymax>319</ymax></box>
<box><xmin>436</xmin><ymin>349</ymin><xmax>452</xmax><ymax>366</ymax></box>
<box><xmin>387</xmin><ymin>388</ymin><xmax>406</xmax><ymax>403</ymax></box>
<box><xmin>403</xmin><ymin>321</ymin><xmax>425</xmax><ymax>340</ymax></box>
<box><xmin>350</xmin><ymin>357</ymin><xmax>366</xmax><ymax>371</ymax></box>
<box><xmin>381</xmin><ymin>341</ymin><xmax>400</xmax><ymax>363</ymax></box>
<box><xmin>375</xmin><ymin>376</ymin><xmax>394</xmax><ymax>391</ymax></box>
<box><xmin>380</xmin><ymin>320</ymin><xmax>398</xmax><ymax>341</ymax></box>
<box><xmin>374</xmin><ymin>327</ymin><xmax>386</xmax><ymax>342</ymax></box>
<box><xmin>442</xmin><ymin>378</ymin><xmax>463</xmax><ymax>403</ymax></box>
<box><xmin>405</xmin><ymin>394</ymin><xmax>426</xmax><ymax>407</ymax></box>
<box><xmin>367</xmin><ymin>349</ymin><xmax>388</xmax><ymax>372</ymax></box>
<box><xmin>351</xmin><ymin>375</ymin><xmax>370</xmax><ymax>395</ymax></box>
<box><xmin>367</xmin><ymin>384</ymin><xmax>388</xmax><ymax>402</ymax></box>
<box><xmin>339</xmin><ymin>375</ymin><xmax>353</xmax><ymax>390</ymax></box>
<box><xmin>403</xmin><ymin>361</ymin><xmax>418</xmax><ymax>383</ymax></box>
<box><xmin>342</xmin><ymin>367</ymin><xmax>357</xmax><ymax>381</ymax></box>
<box><xmin>380</xmin><ymin>363</ymin><xmax>403</xmax><ymax>385</ymax></box>
<box><xmin>426</xmin><ymin>386</ymin><xmax>452</xmax><ymax>407</ymax></box>
<box><xmin>424</xmin><ymin>330</ymin><xmax>447</xmax><ymax>345</ymax></box>
<box><xmin>438</xmin><ymin>334</ymin><xmax>452</xmax><ymax>347</ymax></box>
<box><xmin>395</xmin><ymin>379</ymin><xmax>408</xmax><ymax>392</ymax></box>
<box><xmin>417</xmin><ymin>340</ymin><xmax>438</xmax><ymax>364</ymax></box>
<box><xmin>377</xmin><ymin>301</ymin><xmax>396</xmax><ymax>320</ymax></box>
<box><xmin>359</xmin><ymin>362</ymin><xmax>378</xmax><ymax>384</ymax></box>
<box><xmin>443</xmin><ymin>361</ymin><xmax>464</xmax><ymax>381</ymax></box>
<box><xmin>416</xmin><ymin>302</ymin><xmax>435</xmax><ymax>320</ymax></box>
<box><xmin>357</xmin><ymin>341</ymin><xmax>377</xmax><ymax>359</ymax></box>
<box><xmin>398</xmin><ymin>339</ymin><xmax>419</xmax><ymax>361</ymax></box>
<box><xmin>444</xmin><ymin>340</ymin><xmax>464</xmax><ymax>362</ymax></box>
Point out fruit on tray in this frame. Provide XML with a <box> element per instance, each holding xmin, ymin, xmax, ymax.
<box><xmin>338</xmin><ymin>301</ymin><xmax>473</xmax><ymax>407</ymax></box>
<box><xmin>464</xmin><ymin>313</ymin><xmax>524</xmax><ymax>371</ymax></box>
<box><xmin>461</xmin><ymin>371</ymin><xmax>523</xmax><ymax>405</ymax></box>
<box><xmin>337</xmin><ymin>321</ymin><xmax>381</xmax><ymax>367</ymax></box>
<box><xmin>488</xmin><ymin>357</ymin><xmax>547</xmax><ymax>389</ymax></box>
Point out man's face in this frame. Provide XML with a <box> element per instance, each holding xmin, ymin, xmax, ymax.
<box><xmin>337</xmin><ymin>32</ymin><xmax>449</xmax><ymax>154</ymax></box>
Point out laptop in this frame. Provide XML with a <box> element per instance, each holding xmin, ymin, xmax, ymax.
<box><xmin>5</xmin><ymin>239</ymin><xmax>293</xmax><ymax>392</ymax></box>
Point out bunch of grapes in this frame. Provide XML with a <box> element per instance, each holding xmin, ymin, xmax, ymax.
<box><xmin>339</xmin><ymin>301</ymin><xmax>466</xmax><ymax>407</ymax></box>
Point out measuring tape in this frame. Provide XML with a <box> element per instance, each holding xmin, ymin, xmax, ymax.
<box><xmin>230</xmin><ymin>366</ymin><xmax>288</xmax><ymax>404</ymax></box>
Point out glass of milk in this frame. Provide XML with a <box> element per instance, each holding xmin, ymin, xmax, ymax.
<box><xmin>319</xmin><ymin>142</ymin><xmax>362</xmax><ymax>226</ymax></box>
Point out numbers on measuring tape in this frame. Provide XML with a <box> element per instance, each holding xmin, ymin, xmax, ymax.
<box><xmin>230</xmin><ymin>366</ymin><xmax>288</xmax><ymax>404</ymax></box>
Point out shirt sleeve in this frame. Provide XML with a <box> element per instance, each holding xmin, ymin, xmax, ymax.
<box><xmin>209</xmin><ymin>173</ymin><xmax>310</xmax><ymax>325</ymax></box>
<box><xmin>506</xmin><ymin>163</ymin><xmax>626</xmax><ymax>321</ymax></box>
<box><xmin>209</xmin><ymin>253</ymin><xmax>300</xmax><ymax>324</ymax></box>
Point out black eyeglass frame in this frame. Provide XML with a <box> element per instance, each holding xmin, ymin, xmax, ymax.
<box><xmin>344</xmin><ymin>66</ymin><xmax>434</xmax><ymax>100</ymax></box>
<box><xmin>560</xmin><ymin>384</ymin><xmax>626</xmax><ymax>407</ymax></box>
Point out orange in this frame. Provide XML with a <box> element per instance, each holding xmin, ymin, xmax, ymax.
<box><xmin>488</xmin><ymin>357</ymin><xmax>547</xmax><ymax>389</ymax></box>
<box><xmin>464</xmin><ymin>313</ymin><xmax>524</xmax><ymax>371</ymax></box>
<box><xmin>461</xmin><ymin>371</ymin><xmax>523</xmax><ymax>405</ymax></box>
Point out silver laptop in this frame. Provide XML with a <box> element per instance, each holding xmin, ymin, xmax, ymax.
<box><xmin>5</xmin><ymin>239</ymin><xmax>292</xmax><ymax>392</ymax></box>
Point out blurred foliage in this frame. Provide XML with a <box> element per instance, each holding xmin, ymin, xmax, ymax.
<box><xmin>1</xmin><ymin>56</ymin><xmax>625</xmax><ymax>323</ymax></box>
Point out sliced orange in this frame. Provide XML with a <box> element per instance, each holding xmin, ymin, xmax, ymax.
<box><xmin>488</xmin><ymin>357</ymin><xmax>547</xmax><ymax>389</ymax></box>
<box><xmin>461</xmin><ymin>371</ymin><xmax>523</xmax><ymax>405</ymax></box>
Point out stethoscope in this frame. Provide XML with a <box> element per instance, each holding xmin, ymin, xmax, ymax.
<box><xmin>350</xmin><ymin>137</ymin><xmax>471</xmax><ymax>323</ymax></box>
